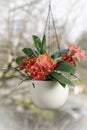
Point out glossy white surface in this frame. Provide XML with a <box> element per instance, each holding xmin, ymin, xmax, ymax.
<box><xmin>29</xmin><ymin>81</ymin><xmax>69</xmax><ymax>109</ymax></box>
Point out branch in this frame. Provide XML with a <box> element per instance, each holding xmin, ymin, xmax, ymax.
<box><xmin>10</xmin><ymin>0</ymin><xmax>41</xmax><ymax>12</ymax></box>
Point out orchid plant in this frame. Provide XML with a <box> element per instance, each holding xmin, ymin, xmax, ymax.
<box><xmin>16</xmin><ymin>35</ymin><xmax>86</xmax><ymax>87</ymax></box>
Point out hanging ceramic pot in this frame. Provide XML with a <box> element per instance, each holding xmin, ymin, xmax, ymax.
<box><xmin>29</xmin><ymin>81</ymin><xmax>69</xmax><ymax>109</ymax></box>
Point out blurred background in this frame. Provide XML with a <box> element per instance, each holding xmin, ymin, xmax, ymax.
<box><xmin>0</xmin><ymin>0</ymin><xmax>87</xmax><ymax>130</ymax></box>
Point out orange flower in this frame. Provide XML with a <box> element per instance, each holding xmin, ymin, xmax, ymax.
<box><xmin>31</xmin><ymin>53</ymin><xmax>57</xmax><ymax>80</ymax></box>
<box><xmin>19</xmin><ymin>53</ymin><xmax>57</xmax><ymax>80</ymax></box>
<box><xmin>69</xmin><ymin>44</ymin><xmax>80</xmax><ymax>54</ymax></box>
<box><xmin>19</xmin><ymin>56</ymin><xmax>36</xmax><ymax>71</ymax></box>
<box><xmin>75</xmin><ymin>50</ymin><xmax>86</xmax><ymax>61</ymax></box>
<box><xmin>61</xmin><ymin>53</ymin><xmax>76</xmax><ymax>67</ymax></box>
<box><xmin>36</xmin><ymin>53</ymin><xmax>57</xmax><ymax>68</ymax></box>
<box><xmin>69</xmin><ymin>44</ymin><xmax>86</xmax><ymax>61</ymax></box>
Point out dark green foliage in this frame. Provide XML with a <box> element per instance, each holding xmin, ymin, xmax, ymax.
<box><xmin>50</xmin><ymin>71</ymin><xmax>75</xmax><ymax>87</ymax></box>
<box><xmin>51</xmin><ymin>49</ymin><xmax>69</xmax><ymax>59</ymax></box>
<box><xmin>41</xmin><ymin>34</ymin><xmax>46</xmax><ymax>54</ymax></box>
<box><xmin>55</xmin><ymin>61</ymin><xmax>76</xmax><ymax>74</ymax></box>
<box><xmin>16</xmin><ymin>56</ymin><xmax>25</xmax><ymax>64</ymax></box>
<box><xmin>33</xmin><ymin>35</ymin><xmax>42</xmax><ymax>53</ymax></box>
<box><xmin>22</xmin><ymin>48</ymin><xmax>39</xmax><ymax>57</ymax></box>
<box><xmin>33</xmin><ymin>35</ymin><xmax>46</xmax><ymax>54</ymax></box>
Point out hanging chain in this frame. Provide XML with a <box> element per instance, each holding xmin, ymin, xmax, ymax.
<box><xmin>44</xmin><ymin>0</ymin><xmax>51</xmax><ymax>34</ymax></box>
<box><xmin>48</xmin><ymin>0</ymin><xmax>51</xmax><ymax>53</ymax></box>
<box><xmin>43</xmin><ymin>7</ymin><xmax>49</xmax><ymax>35</ymax></box>
<box><xmin>51</xmin><ymin>9</ymin><xmax>60</xmax><ymax>50</ymax></box>
<box><xmin>43</xmin><ymin>0</ymin><xmax>60</xmax><ymax>52</ymax></box>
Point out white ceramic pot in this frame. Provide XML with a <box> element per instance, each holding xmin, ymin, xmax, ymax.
<box><xmin>29</xmin><ymin>81</ymin><xmax>69</xmax><ymax>109</ymax></box>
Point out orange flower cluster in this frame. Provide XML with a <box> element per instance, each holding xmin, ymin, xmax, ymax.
<box><xmin>69</xmin><ymin>44</ymin><xmax>86</xmax><ymax>60</ymax></box>
<box><xmin>19</xmin><ymin>53</ymin><xmax>57</xmax><ymax>80</ymax></box>
<box><xmin>61</xmin><ymin>44</ymin><xmax>86</xmax><ymax>67</ymax></box>
<box><xmin>61</xmin><ymin>53</ymin><xmax>76</xmax><ymax>67</ymax></box>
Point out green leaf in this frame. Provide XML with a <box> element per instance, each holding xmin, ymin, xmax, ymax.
<box><xmin>22</xmin><ymin>48</ymin><xmax>39</xmax><ymax>57</ymax></box>
<box><xmin>16</xmin><ymin>56</ymin><xmax>25</xmax><ymax>64</ymax></box>
<box><xmin>50</xmin><ymin>71</ymin><xmax>75</xmax><ymax>87</ymax></box>
<box><xmin>33</xmin><ymin>35</ymin><xmax>42</xmax><ymax>53</ymax></box>
<box><xmin>40</xmin><ymin>49</ymin><xmax>46</xmax><ymax>54</ymax></box>
<box><xmin>71</xmin><ymin>73</ymin><xmax>81</xmax><ymax>81</ymax></box>
<box><xmin>51</xmin><ymin>49</ymin><xmax>69</xmax><ymax>59</ymax></box>
<box><xmin>32</xmin><ymin>49</ymin><xmax>39</xmax><ymax>57</ymax></box>
<box><xmin>60</xmin><ymin>49</ymin><xmax>69</xmax><ymax>54</ymax></box>
<box><xmin>61</xmin><ymin>71</ymin><xmax>70</xmax><ymax>77</ymax></box>
<box><xmin>56</xmin><ymin>61</ymin><xmax>76</xmax><ymax>74</ymax></box>
<box><xmin>40</xmin><ymin>34</ymin><xmax>46</xmax><ymax>54</ymax></box>
<box><xmin>58</xmin><ymin>81</ymin><xmax>66</xmax><ymax>88</ymax></box>
<box><xmin>51</xmin><ymin>51</ymin><xmax>60</xmax><ymax>59</ymax></box>
<box><xmin>22</xmin><ymin>48</ymin><xmax>33</xmax><ymax>56</ymax></box>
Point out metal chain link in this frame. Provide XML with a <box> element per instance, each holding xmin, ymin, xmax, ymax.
<box><xmin>48</xmin><ymin>0</ymin><xmax>51</xmax><ymax>53</ymax></box>
<box><xmin>43</xmin><ymin>0</ymin><xmax>60</xmax><ymax>52</ymax></box>
<box><xmin>51</xmin><ymin>8</ymin><xmax>60</xmax><ymax>50</ymax></box>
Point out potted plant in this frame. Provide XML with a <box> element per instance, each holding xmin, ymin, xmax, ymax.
<box><xmin>15</xmin><ymin>35</ymin><xmax>86</xmax><ymax>109</ymax></box>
